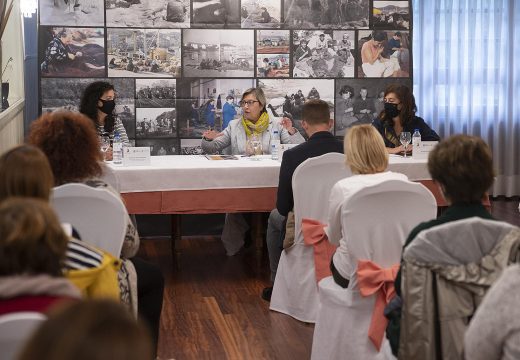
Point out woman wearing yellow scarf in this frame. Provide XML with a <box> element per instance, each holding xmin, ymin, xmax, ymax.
<box><xmin>201</xmin><ymin>87</ymin><xmax>305</xmax><ymax>256</ymax></box>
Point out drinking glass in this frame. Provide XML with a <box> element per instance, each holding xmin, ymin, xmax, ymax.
<box><xmin>100</xmin><ymin>135</ymin><xmax>111</xmax><ymax>161</ymax></box>
<box><xmin>400</xmin><ymin>131</ymin><xmax>411</xmax><ymax>158</ymax></box>
<box><xmin>249</xmin><ymin>135</ymin><xmax>262</xmax><ymax>160</ymax></box>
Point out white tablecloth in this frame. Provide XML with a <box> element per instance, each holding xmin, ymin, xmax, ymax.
<box><xmin>108</xmin><ymin>154</ymin><xmax>430</xmax><ymax>193</ymax></box>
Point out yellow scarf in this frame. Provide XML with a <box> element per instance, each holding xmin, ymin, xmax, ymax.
<box><xmin>241</xmin><ymin>112</ymin><xmax>270</xmax><ymax>138</ymax></box>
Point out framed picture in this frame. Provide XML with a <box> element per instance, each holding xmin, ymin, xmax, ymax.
<box><xmin>135</xmin><ymin>138</ymin><xmax>179</xmax><ymax>155</ymax></box>
<box><xmin>241</xmin><ymin>0</ymin><xmax>281</xmax><ymax>28</ymax></box>
<box><xmin>256</xmin><ymin>54</ymin><xmax>289</xmax><ymax>77</ymax></box>
<box><xmin>136</xmin><ymin>79</ymin><xmax>176</xmax><ymax>107</ymax></box>
<box><xmin>106</xmin><ymin>0</ymin><xmax>190</xmax><ymax>28</ymax></box>
<box><xmin>257</xmin><ymin>30</ymin><xmax>290</xmax><ymax>53</ymax></box>
<box><xmin>40</xmin><ymin>0</ymin><xmax>105</xmax><ymax>26</ymax></box>
<box><xmin>136</xmin><ymin>107</ymin><xmax>177</xmax><ymax>138</ymax></box>
<box><xmin>192</xmin><ymin>0</ymin><xmax>240</xmax><ymax>28</ymax></box>
<box><xmin>372</xmin><ymin>1</ymin><xmax>410</xmax><ymax>30</ymax></box>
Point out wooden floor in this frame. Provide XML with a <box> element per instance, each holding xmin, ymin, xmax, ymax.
<box><xmin>139</xmin><ymin>198</ymin><xmax>520</xmax><ymax>360</ymax></box>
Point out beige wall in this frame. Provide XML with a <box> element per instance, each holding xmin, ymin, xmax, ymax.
<box><xmin>0</xmin><ymin>99</ymin><xmax>25</xmax><ymax>153</ymax></box>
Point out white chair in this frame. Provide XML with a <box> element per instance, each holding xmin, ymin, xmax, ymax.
<box><xmin>50</xmin><ymin>183</ymin><xmax>127</xmax><ymax>257</ymax></box>
<box><xmin>270</xmin><ymin>152</ymin><xmax>351</xmax><ymax>323</ymax></box>
<box><xmin>0</xmin><ymin>312</ymin><xmax>46</xmax><ymax>360</ymax></box>
<box><xmin>311</xmin><ymin>179</ymin><xmax>437</xmax><ymax>360</ymax></box>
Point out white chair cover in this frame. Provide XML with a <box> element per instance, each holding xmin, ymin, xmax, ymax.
<box><xmin>311</xmin><ymin>179</ymin><xmax>437</xmax><ymax>360</ymax></box>
<box><xmin>51</xmin><ymin>183</ymin><xmax>127</xmax><ymax>257</ymax></box>
<box><xmin>0</xmin><ymin>312</ymin><xmax>46</xmax><ymax>360</ymax></box>
<box><xmin>270</xmin><ymin>152</ymin><xmax>350</xmax><ymax>323</ymax></box>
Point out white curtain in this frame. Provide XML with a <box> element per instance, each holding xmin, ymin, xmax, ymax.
<box><xmin>412</xmin><ymin>0</ymin><xmax>520</xmax><ymax>196</ymax></box>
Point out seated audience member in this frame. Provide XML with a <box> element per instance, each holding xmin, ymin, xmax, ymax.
<box><xmin>0</xmin><ymin>144</ymin><xmax>120</xmax><ymax>300</ymax></box>
<box><xmin>464</xmin><ymin>264</ymin><xmax>520</xmax><ymax>360</ymax></box>
<box><xmin>262</xmin><ymin>99</ymin><xmax>343</xmax><ymax>301</ymax></box>
<box><xmin>0</xmin><ymin>198</ymin><xmax>81</xmax><ymax>315</ymax></box>
<box><xmin>388</xmin><ymin>135</ymin><xmax>497</xmax><ymax>355</ymax></box>
<box><xmin>28</xmin><ymin>111</ymin><xmax>164</xmax><ymax>355</ymax></box>
<box><xmin>18</xmin><ymin>300</ymin><xmax>153</xmax><ymax>360</ymax></box>
<box><xmin>201</xmin><ymin>87</ymin><xmax>305</xmax><ymax>256</ymax></box>
<box><xmin>326</xmin><ymin>124</ymin><xmax>408</xmax><ymax>288</ymax></box>
<box><xmin>372</xmin><ymin>84</ymin><xmax>440</xmax><ymax>154</ymax></box>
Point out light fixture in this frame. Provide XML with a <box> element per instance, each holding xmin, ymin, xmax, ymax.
<box><xmin>21</xmin><ymin>0</ymin><xmax>37</xmax><ymax>18</ymax></box>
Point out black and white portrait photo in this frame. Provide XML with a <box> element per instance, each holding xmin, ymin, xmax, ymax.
<box><xmin>136</xmin><ymin>79</ymin><xmax>176</xmax><ymax>107</ymax></box>
<box><xmin>40</xmin><ymin>27</ymin><xmax>105</xmax><ymax>78</ymax></box>
<box><xmin>372</xmin><ymin>1</ymin><xmax>410</xmax><ymax>30</ymax></box>
<box><xmin>192</xmin><ymin>0</ymin><xmax>241</xmax><ymax>28</ymax></box>
<box><xmin>106</xmin><ymin>0</ymin><xmax>190</xmax><ymax>28</ymax></box>
<box><xmin>334</xmin><ymin>78</ymin><xmax>411</xmax><ymax>136</ymax></box>
<box><xmin>292</xmin><ymin>30</ymin><xmax>355</xmax><ymax>78</ymax></box>
<box><xmin>358</xmin><ymin>30</ymin><xmax>410</xmax><ymax>78</ymax></box>
<box><xmin>182</xmin><ymin>30</ymin><xmax>254</xmax><ymax>77</ymax></box>
<box><xmin>241</xmin><ymin>0</ymin><xmax>281</xmax><ymax>28</ymax></box>
<box><xmin>40</xmin><ymin>0</ymin><xmax>105</xmax><ymax>26</ymax></box>
<box><xmin>283</xmin><ymin>0</ymin><xmax>369</xmax><ymax>29</ymax></box>
<box><xmin>107</xmin><ymin>29</ymin><xmax>181</xmax><ymax>78</ymax></box>
<box><xmin>256</xmin><ymin>54</ymin><xmax>290</xmax><ymax>77</ymax></box>
<box><xmin>257</xmin><ymin>30</ymin><xmax>290</xmax><ymax>53</ymax></box>
<box><xmin>136</xmin><ymin>139</ymin><xmax>179</xmax><ymax>155</ymax></box>
<box><xmin>136</xmin><ymin>108</ymin><xmax>177</xmax><ymax>138</ymax></box>
<box><xmin>176</xmin><ymin>78</ymin><xmax>255</xmax><ymax>137</ymax></box>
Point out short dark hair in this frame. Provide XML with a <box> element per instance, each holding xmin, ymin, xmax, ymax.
<box><xmin>428</xmin><ymin>135</ymin><xmax>494</xmax><ymax>204</ymax></box>
<box><xmin>373</xmin><ymin>31</ymin><xmax>386</xmax><ymax>42</ymax></box>
<box><xmin>79</xmin><ymin>81</ymin><xmax>115</xmax><ymax>134</ymax></box>
<box><xmin>302</xmin><ymin>99</ymin><xmax>330</xmax><ymax>125</ymax></box>
<box><xmin>339</xmin><ymin>85</ymin><xmax>354</xmax><ymax>97</ymax></box>
<box><xmin>394</xmin><ymin>31</ymin><xmax>402</xmax><ymax>37</ymax></box>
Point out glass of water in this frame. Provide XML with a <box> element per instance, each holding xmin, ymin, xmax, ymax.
<box><xmin>400</xmin><ymin>131</ymin><xmax>411</xmax><ymax>158</ymax></box>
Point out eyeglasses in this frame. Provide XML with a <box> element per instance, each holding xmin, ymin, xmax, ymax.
<box><xmin>240</xmin><ymin>100</ymin><xmax>259</xmax><ymax>107</ymax></box>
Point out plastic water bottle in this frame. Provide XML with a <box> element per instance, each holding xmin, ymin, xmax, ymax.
<box><xmin>271</xmin><ymin>130</ymin><xmax>280</xmax><ymax>160</ymax></box>
<box><xmin>113</xmin><ymin>131</ymin><xmax>123</xmax><ymax>165</ymax></box>
<box><xmin>412</xmin><ymin>129</ymin><xmax>421</xmax><ymax>151</ymax></box>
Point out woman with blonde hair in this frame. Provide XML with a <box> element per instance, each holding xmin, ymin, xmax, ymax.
<box><xmin>326</xmin><ymin>124</ymin><xmax>409</xmax><ymax>287</ymax></box>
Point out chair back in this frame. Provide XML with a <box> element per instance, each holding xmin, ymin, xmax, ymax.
<box><xmin>51</xmin><ymin>183</ymin><xmax>127</xmax><ymax>257</ymax></box>
<box><xmin>0</xmin><ymin>312</ymin><xmax>46</xmax><ymax>360</ymax></box>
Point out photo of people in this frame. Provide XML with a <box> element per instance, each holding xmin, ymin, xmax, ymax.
<box><xmin>40</xmin><ymin>0</ymin><xmax>105</xmax><ymax>26</ymax></box>
<box><xmin>373</xmin><ymin>1</ymin><xmax>410</xmax><ymax>30</ymax></box>
<box><xmin>358</xmin><ymin>30</ymin><xmax>410</xmax><ymax>78</ymax></box>
<box><xmin>135</xmin><ymin>139</ymin><xmax>179</xmax><ymax>155</ymax></box>
<box><xmin>257</xmin><ymin>30</ymin><xmax>290</xmax><ymax>53</ymax></box>
<box><xmin>136</xmin><ymin>108</ymin><xmax>177</xmax><ymax>138</ymax></box>
<box><xmin>107</xmin><ymin>29</ymin><xmax>181</xmax><ymax>78</ymax></box>
<box><xmin>136</xmin><ymin>79</ymin><xmax>176</xmax><ymax>107</ymax></box>
<box><xmin>40</xmin><ymin>27</ymin><xmax>105</xmax><ymax>78</ymax></box>
<box><xmin>292</xmin><ymin>30</ymin><xmax>354</xmax><ymax>78</ymax></box>
<box><xmin>334</xmin><ymin>78</ymin><xmax>411</xmax><ymax>136</ymax></box>
<box><xmin>176</xmin><ymin>78</ymin><xmax>255</xmax><ymax>137</ymax></box>
<box><xmin>192</xmin><ymin>0</ymin><xmax>241</xmax><ymax>28</ymax></box>
<box><xmin>106</xmin><ymin>0</ymin><xmax>190</xmax><ymax>28</ymax></box>
<box><xmin>241</xmin><ymin>0</ymin><xmax>280</xmax><ymax>28</ymax></box>
<box><xmin>258</xmin><ymin>79</ymin><xmax>334</xmax><ymax>137</ymax></box>
<box><xmin>181</xmin><ymin>138</ymin><xmax>210</xmax><ymax>155</ymax></box>
<box><xmin>183</xmin><ymin>30</ymin><xmax>254</xmax><ymax>77</ymax></box>
<box><xmin>256</xmin><ymin>54</ymin><xmax>290</xmax><ymax>77</ymax></box>
<box><xmin>283</xmin><ymin>0</ymin><xmax>369</xmax><ymax>29</ymax></box>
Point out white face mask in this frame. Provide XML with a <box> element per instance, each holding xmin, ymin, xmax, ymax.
<box><xmin>227</xmin><ymin>100</ymin><xmax>233</xmax><ymax>103</ymax></box>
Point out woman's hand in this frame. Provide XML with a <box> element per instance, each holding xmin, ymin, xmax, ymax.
<box><xmin>387</xmin><ymin>145</ymin><xmax>412</xmax><ymax>155</ymax></box>
<box><xmin>202</xmin><ymin>130</ymin><xmax>223</xmax><ymax>140</ymax></box>
<box><xmin>281</xmin><ymin>117</ymin><xmax>297</xmax><ymax>135</ymax></box>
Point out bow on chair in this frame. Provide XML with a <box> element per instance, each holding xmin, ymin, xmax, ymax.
<box><xmin>357</xmin><ymin>260</ymin><xmax>400</xmax><ymax>351</ymax></box>
<box><xmin>301</xmin><ymin>218</ymin><xmax>337</xmax><ymax>283</ymax></box>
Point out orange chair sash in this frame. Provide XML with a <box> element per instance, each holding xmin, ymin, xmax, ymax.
<box><xmin>302</xmin><ymin>218</ymin><xmax>337</xmax><ymax>284</ymax></box>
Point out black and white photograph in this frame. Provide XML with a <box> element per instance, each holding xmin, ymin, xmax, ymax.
<box><xmin>257</xmin><ymin>30</ymin><xmax>290</xmax><ymax>53</ymax></box>
<box><xmin>292</xmin><ymin>30</ymin><xmax>354</xmax><ymax>78</ymax></box>
<box><xmin>40</xmin><ymin>27</ymin><xmax>105</xmax><ymax>78</ymax></box>
<box><xmin>241</xmin><ymin>0</ymin><xmax>281</xmax><ymax>28</ymax></box>
<box><xmin>39</xmin><ymin>0</ymin><xmax>105</xmax><ymax>26</ymax></box>
<box><xmin>334</xmin><ymin>78</ymin><xmax>411</xmax><ymax>136</ymax></box>
<box><xmin>372</xmin><ymin>1</ymin><xmax>410</xmax><ymax>30</ymax></box>
<box><xmin>358</xmin><ymin>30</ymin><xmax>410</xmax><ymax>78</ymax></box>
<box><xmin>40</xmin><ymin>78</ymin><xmax>136</xmax><ymax>139</ymax></box>
<box><xmin>180</xmin><ymin>138</ymin><xmax>207</xmax><ymax>155</ymax></box>
<box><xmin>258</xmin><ymin>79</ymin><xmax>334</xmax><ymax>136</ymax></box>
<box><xmin>136</xmin><ymin>79</ymin><xmax>176</xmax><ymax>107</ymax></box>
<box><xmin>106</xmin><ymin>0</ymin><xmax>190</xmax><ymax>28</ymax></box>
<box><xmin>135</xmin><ymin>139</ymin><xmax>179</xmax><ymax>155</ymax></box>
<box><xmin>283</xmin><ymin>0</ymin><xmax>369</xmax><ymax>29</ymax></box>
<box><xmin>256</xmin><ymin>54</ymin><xmax>290</xmax><ymax>77</ymax></box>
<box><xmin>192</xmin><ymin>0</ymin><xmax>241</xmax><ymax>28</ymax></box>
<box><xmin>107</xmin><ymin>29</ymin><xmax>181</xmax><ymax>78</ymax></box>
<box><xmin>182</xmin><ymin>30</ymin><xmax>254</xmax><ymax>77</ymax></box>
<box><xmin>136</xmin><ymin>108</ymin><xmax>177</xmax><ymax>138</ymax></box>
<box><xmin>176</xmin><ymin>78</ymin><xmax>255</xmax><ymax>137</ymax></box>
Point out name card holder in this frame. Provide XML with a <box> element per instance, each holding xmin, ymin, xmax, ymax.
<box><xmin>278</xmin><ymin>143</ymin><xmax>299</xmax><ymax>161</ymax></box>
<box><xmin>413</xmin><ymin>141</ymin><xmax>438</xmax><ymax>160</ymax></box>
<box><xmin>123</xmin><ymin>147</ymin><xmax>151</xmax><ymax>166</ymax></box>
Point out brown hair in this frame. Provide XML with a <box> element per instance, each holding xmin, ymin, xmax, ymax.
<box><xmin>302</xmin><ymin>99</ymin><xmax>331</xmax><ymax>125</ymax></box>
<box><xmin>344</xmin><ymin>125</ymin><xmax>388</xmax><ymax>174</ymax></box>
<box><xmin>0</xmin><ymin>145</ymin><xmax>54</xmax><ymax>201</ymax></box>
<box><xmin>28</xmin><ymin>111</ymin><xmax>102</xmax><ymax>185</ymax></box>
<box><xmin>0</xmin><ymin>197</ymin><xmax>68</xmax><ymax>276</ymax></box>
<box><xmin>19</xmin><ymin>300</ymin><xmax>154</xmax><ymax>360</ymax></box>
<box><xmin>428</xmin><ymin>135</ymin><xmax>494</xmax><ymax>204</ymax></box>
<box><xmin>379</xmin><ymin>84</ymin><xmax>417</xmax><ymax>127</ymax></box>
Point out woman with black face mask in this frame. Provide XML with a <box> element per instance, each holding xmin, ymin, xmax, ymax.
<box><xmin>372</xmin><ymin>84</ymin><xmax>440</xmax><ymax>154</ymax></box>
<box><xmin>80</xmin><ymin>81</ymin><xmax>130</xmax><ymax>160</ymax></box>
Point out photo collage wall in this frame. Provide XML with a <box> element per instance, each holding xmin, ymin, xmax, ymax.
<box><xmin>38</xmin><ymin>0</ymin><xmax>412</xmax><ymax>155</ymax></box>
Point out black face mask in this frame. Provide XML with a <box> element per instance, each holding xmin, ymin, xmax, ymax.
<box><xmin>98</xmin><ymin>99</ymin><xmax>116</xmax><ymax>115</ymax></box>
<box><xmin>384</xmin><ymin>102</ymin><xmax>400</xmax><ymax>118</ymax></box>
